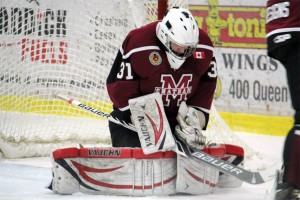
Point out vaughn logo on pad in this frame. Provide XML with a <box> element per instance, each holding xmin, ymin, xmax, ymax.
<box><xmin>129</xmin><ymin>93</ymin><xmax>176</xmax><ymax>154</ymax></box>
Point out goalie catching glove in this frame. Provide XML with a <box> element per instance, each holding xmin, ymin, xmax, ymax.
<box><xmin>175</xmin><ymin>101</ymin><xmax>207</xmax><ymax>149</ymax></box>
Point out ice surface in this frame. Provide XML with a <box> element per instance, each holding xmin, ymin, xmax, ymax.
<box><xmin>0</xmin><ymin>132</ymin><xmax>284</xmax><ymax>200</ymax></box>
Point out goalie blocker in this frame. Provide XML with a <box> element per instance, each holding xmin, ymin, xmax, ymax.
<box><xmin>49</xmin><ymin>144</ymin><xmax>244</xmax><ymax>196</ymax></box>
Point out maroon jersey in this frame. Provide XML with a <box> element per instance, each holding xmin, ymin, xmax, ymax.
<box><xmin>107</xmin><ymin>21</ymin><xmax>217</xmax><ymax>129</ymax></box>
<box><xmin>266</xmin><ymin>0</ymin><xmax>300</xmax><ymax>54</ymax></box>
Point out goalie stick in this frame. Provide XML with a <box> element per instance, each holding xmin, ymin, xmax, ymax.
<box><xmin>54</xmin><ymin>93</ymin><xmax>136</xmax><ymax>132</ymax></box>
<box><xmin>53</xmin><ymin>93</ymin><xmax>277</xmax><ymax>185</ymax></box>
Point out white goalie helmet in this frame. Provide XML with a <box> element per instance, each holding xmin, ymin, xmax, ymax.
<box><xmin>156</xmin><ymin>7</ymin><xmax>199</xmax><ymax>70</ymax></box>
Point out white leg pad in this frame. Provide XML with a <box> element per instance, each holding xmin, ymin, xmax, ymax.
<box><xmin>49</xmin><ymin>147</ymin><xmax>177</xmax><ymax>196</ymax></box>
<box><xmin>176</xmin><ymin>154</ymin><xmax>219</xmax><ymax>194</ymax></box>
<box><xmin>50</xmin><ymin>156</ymin><xmax>80</xmax><ymax>194</ymax></box>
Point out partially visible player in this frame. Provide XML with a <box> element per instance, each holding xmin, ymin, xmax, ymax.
<box><xmin>265</xmin><ymin>0</ymin><xmax>300</xmax><ymax>199</ymax></box>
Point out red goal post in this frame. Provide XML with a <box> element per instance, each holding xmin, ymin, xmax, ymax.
<box><xmin>158</xmin><ymin>0</ymin><xmax>168</xmax><ymax>20</ymax></box>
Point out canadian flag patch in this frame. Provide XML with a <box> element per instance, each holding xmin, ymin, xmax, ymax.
<box><xmin>193</xmin><ymin>51</ymin><xmax>205</xmax><ymax>59</ymax></box>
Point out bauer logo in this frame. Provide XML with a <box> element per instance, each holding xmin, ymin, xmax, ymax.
<box><xmin>192</xmin><ymin>151</ymin><xmax>244</xmax><ymax>175</ymax></box>
<box><xmin>78</xmin><ymin>103</ymin><xmax>110</xmax><ymax>118</ymax></box>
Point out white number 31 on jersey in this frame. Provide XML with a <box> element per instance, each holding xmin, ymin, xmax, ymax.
<box><xmin>117</xmin><ymin>62</ymin><xmax>134</xmax><ymax>80</ymax></box>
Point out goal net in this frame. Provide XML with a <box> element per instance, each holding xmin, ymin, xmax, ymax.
<box><xmin>0</xmin><ymin>0</ymin><xmax>261</xmax><ymax>168</ymax></box>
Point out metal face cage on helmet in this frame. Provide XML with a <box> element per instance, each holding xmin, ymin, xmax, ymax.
<box><xmin>167</xmin><ymin>36</ymin><xmax>197</xmax><ymax>59</ymax></box>
<box><xmin>156</xmin><ymin>7</ymin><xmax>199</xmax><ymax>70</ymax></box>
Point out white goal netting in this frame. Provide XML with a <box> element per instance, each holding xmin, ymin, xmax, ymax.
<box><xmin>0</xmin><ymin>0</ymin><xmax>187</xmax><ymax>158</ymax></box>
<box><xmin>0</xmin><ymin>0</ymin><xmax>262</xmax><ymax>169</ymax></box>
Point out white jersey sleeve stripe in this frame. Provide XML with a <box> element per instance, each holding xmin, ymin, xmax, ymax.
<box><xmin>196</xmin><ymin>44</ymin><xmax>214</xmax><ymax>51</ymax></box>
<box><xmin>266</xmin><ymin>27</ymin><xmax>300</xmax><ymax>38</ymax></box>
<box><xmin>122</xmin><ymin>46</ymin><xmax>161</xmax><ymax>59</ymax></box>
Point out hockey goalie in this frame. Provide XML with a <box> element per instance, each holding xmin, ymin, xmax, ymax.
<box><xmin>49</xmin><ymin>7</ymin><xmax>244</xmax><ymax>196</ymax></box>
<box><xmin>48</xmin><ymin>93</ymin><xmax>244</xmax><ymax>196</ymax></box>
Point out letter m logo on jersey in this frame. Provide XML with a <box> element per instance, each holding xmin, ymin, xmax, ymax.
<box><xmin>155</xmin><ymin>74</ymin><xmax>192</xmax><ymax>106</ymax></box>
